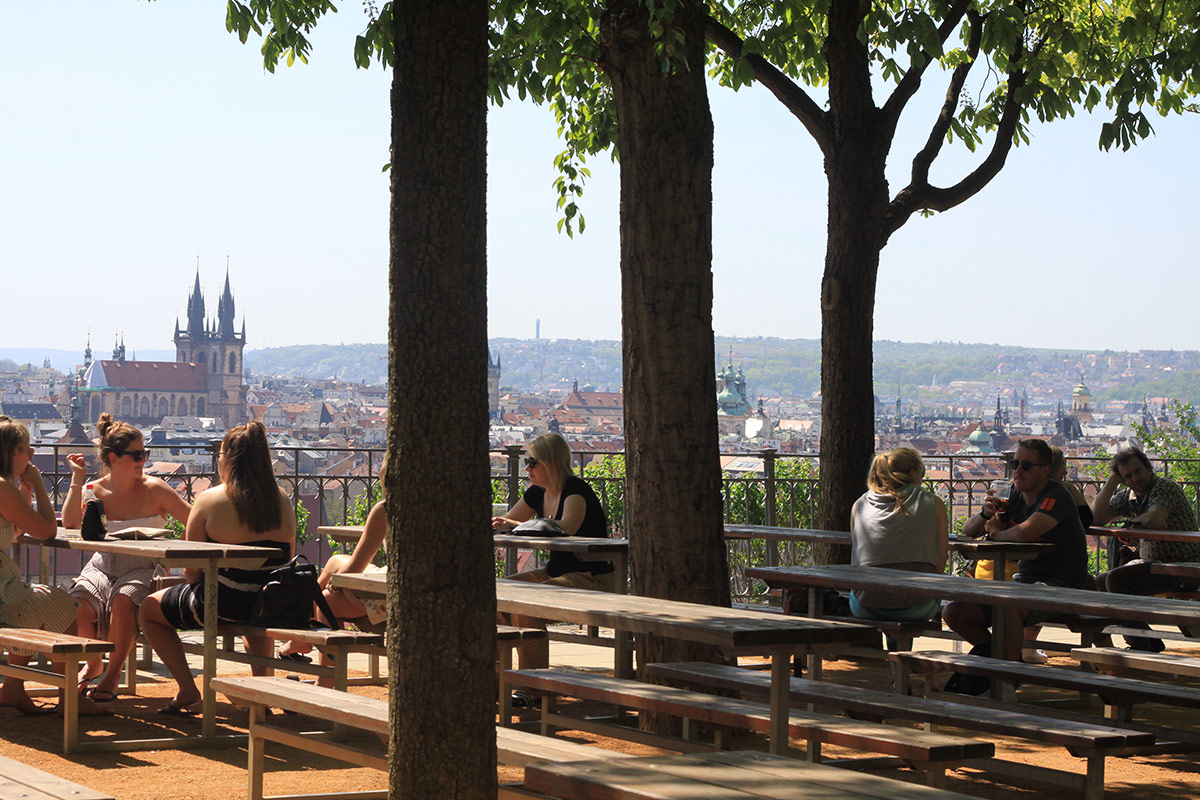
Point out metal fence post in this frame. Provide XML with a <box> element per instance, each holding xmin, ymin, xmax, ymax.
<box><xmin>504</xmin><ymin>445</ymin><xmax>522</xmax><ymax>576</ymax></box>
<box><xmin>761</xmin><ymin>448</ymin><xmax>779</xmax><ymax>568</ymax></box>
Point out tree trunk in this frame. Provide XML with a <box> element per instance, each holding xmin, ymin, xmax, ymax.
<box><xmin>599</xmin><ymin>0</ymin><xmax>729</xmax><ymax>667</ymax></box>
<box><xmin>387</xmin><ymin>2</ymin><xmax>495</xmax><ymax>798</ymax></box>
<box><xmin>813</xmin><ymin>3</ymin><xmax>890</xmax><ymax>561</ymax></box>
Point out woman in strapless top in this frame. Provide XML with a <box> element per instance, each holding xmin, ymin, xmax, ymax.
<box><xmin>61</xmin><ymin>414</ymin><xmax>191</xmax><ymax>702</ymax></box>
<box><xmin>139</xmin><ymin>420</ymin><xmax>295</xmax><ymax>715</ymax></box>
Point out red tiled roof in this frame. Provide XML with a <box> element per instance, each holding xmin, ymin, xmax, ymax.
<box><xmin>101</xmin><ymin>360</ymin><xmax>207</xmax><ymax>392</ymax></box>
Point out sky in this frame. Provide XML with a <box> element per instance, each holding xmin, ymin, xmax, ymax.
<box><xmin>2</xmin><ymin>2</ymin><xmax>1198</xmax><ymax>357</ymax></box>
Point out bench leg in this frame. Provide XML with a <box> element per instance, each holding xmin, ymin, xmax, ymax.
<box><xmin>498</xmin><ymin>646</ymin><xmax>514</xmax><ymax>727</ymax></box>
<box><xmin>62</xmin><ymin>659</ymin><xmax>79</xmax><ymax>755</ymax></box>
<box><xmin>1083</xmin><ymin>754</ymin><xmax>1105</xmax><ymax>800</ymax></box>
<box><xmin>248</xmin><ymin>705</ymin><xmax>266</xmax><ymax>800</ymax></box>
<box><xmin>768</xmin><ymin>655</ymin><xmax>790</xmax><ymax>755</ymax></box>
<box><xmin>924</xmin><ymin>766</ymin><xmax>946</xmax><ymax>788</ymax></box>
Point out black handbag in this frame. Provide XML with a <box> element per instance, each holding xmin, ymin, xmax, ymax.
<box><xmin>249</xmin><ymin>556</ymin><xmax>341</xmax><ymax>630</ymax></box>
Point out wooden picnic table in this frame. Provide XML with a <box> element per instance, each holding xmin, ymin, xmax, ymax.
<box><xmin>318</xmin><ymin>524</ymin><xmax>365</xmax><ymax>545</ymax></box>
<box><xmin>725</xmin><ymin>525</ymin><xmax>1052</xmax><ymax>582</ymax></box>
<box><xmin>747</xmin><ymin>564</ymin><xmax>1200</xmax><ymax>664</ymax></box>
<box><xmin>21</xmin><ymin>529</ymin><xmax>277</xmax><ymax>750</ymax></box>
<box><xmin>519</xmin><ymin>749</ymin><xmax>975</xmax><ymax>800</ymax></box>
<box><xmin>331</xmin><ymin>571</ymin><xmax>876</xmax><ymax>754</ymax></box>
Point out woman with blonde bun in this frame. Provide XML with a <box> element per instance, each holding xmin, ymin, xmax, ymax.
<box><xmin>61</xmin><ymin>413</ymin><xmax>191</xmax><ymax>702</ymax></box>
<box><xmin>849</xmin><ymin>448</ymin><xmax>948</xmax><ymax>622</ymax></box>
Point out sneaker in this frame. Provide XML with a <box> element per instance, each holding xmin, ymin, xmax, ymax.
<box><xmin>943</xmin><ymin>672</ymin><xmax>991</xmax><ymax>696</ymax></box>
<box><xmin>1124</xmin><ymin>635</ymin><xmax>1165</xmax><ymax>653</ymax></box>
<box><xmin>81</xmin><ymin>500</ymin><xmax>107</xmax><ymax>541</ymax></box>
<box><xmin>510</xmin><ymin>689</ymin><xmax>540</xmax><ymax>710</ymax></box>
<box><xmin>1022</xmin><ymin>648</ymin><xmax>1049</xmax><ymax>665</ymax></box>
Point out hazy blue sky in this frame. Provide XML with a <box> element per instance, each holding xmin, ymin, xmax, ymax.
<box><xmin>3</xmin><ymin>2</ymin><xmax>1197</xmax><ymax>356</ymax></box>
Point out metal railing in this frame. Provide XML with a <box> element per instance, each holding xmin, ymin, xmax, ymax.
<box><xmin>26</xmin><ymin>442</ymin><xmax>1200</xmax><ymax>598</ymax></box>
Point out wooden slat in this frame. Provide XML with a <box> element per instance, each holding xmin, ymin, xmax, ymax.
<box><xmin>0</xmin><ymin>755</ymin><xmax>113</xmax><ymax>800</ymax></box>
<box><xmin>1073</xmin><ymin>647</ymin><xmax>1200</xmax><ymax>680</ymax></box>
<box><xmin>524</xmin><ymin>751</ymin><xmax>974</xmax><ymax>800</ymax></box>
<box><xmin>748</xmin><ymin>564</ymin><xmax>1200</xmax><ymax>629</ymax></box>
<box><xmin>506</xmin><ymin>669</ymin><xmax>991</xmax><ymax>762</ymax></box>
<box><xmin>497</xmin><ymin>728</ymin><xmax>634</xmax><ymax>766</ymax></box>
<box><xmin>645</xmin><ymin>662</ymin><xmax>1153</xmax><ymax>751</ymax></box>
<box><xmin>218</xmin><ymin>624</ymin><xmax>384</xmax><ymax>649</ymax></box>
<box><xmin>891</xmin><ymin>651</ymin><xmax>1200</xmax><ymax>708</ymax></box>
<box><xmin>0</xmin><ymin>629</ymin><xmax>113</xmax><ymax>656</ymax></box>
<box><xmin>213</xmin><ymin>676</ymin><xmax>388</xmax><ymax>734</ymax></box>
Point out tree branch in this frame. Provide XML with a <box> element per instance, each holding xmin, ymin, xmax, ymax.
<box><xmin>908</xmin><ymin>10</ymin><xmax>984</xmax><ymax>186</ymax></box>
<box><xmin>883</xmin><ymin>65</ymin><xmax>1026</xmax><ymax>240</ymax></box>
<box><xmin>705</xmin><ymin>17</ymin><xmax>831</xmax><ymax>154</ymax></box>
<box><xmin>881</xmin><ymin>0</ymin><xmax>973</xmax><ymax>124</ymax></box>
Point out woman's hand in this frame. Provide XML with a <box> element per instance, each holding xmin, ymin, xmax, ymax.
<box><xmin>491</xmin><ymin>516</ymin><xmax>516</xmax><ymax>531</ymax></box>
<box><xmin>20</xmin><ymin>462</ymin><xmax>43</xmax><ymax>493</ymax></box>
<box><xmin>67</xmin><ymin>453</ymin><xmax>87</xmax><ymax>484</ymax></box>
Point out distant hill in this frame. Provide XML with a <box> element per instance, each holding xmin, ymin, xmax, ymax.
<box><xmin>241</xmin><ymin>338</ymin><xmax>1200</xmax><ymax>404</ymax></box>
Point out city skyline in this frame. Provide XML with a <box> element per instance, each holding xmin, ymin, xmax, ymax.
<box><xmin>3</xmin><ymin>3</ymin><xmax>1198</xmax><ymax>355</ymax></box>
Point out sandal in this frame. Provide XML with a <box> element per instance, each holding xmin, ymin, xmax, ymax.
<box><xmin>157</xmin><ymin>698</ymin><xmax>201</xmax><ymax>717</ymax></box>
<box><xmin>87</xmin><ymin>688</ymin><xmax>119</xmax><ymax>703</ymax></box>
<box><xmin>278</xmin><ymin>652</ymin><xmax>312</xmax><ymax>663</ymax></box>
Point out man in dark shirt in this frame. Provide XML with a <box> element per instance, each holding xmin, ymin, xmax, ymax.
<box><xmin>1093</xmin><ymin>445</ymin><xmax>1200</xmax><ymax>650</ymax></box>
<box><xmin>944</xmin><ymin>439</ymin><xmax>1090</xmax><ymax>674</ymax></box>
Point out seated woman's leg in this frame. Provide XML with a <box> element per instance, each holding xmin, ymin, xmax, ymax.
<box><xmin>138</xmin><ymin>589</ymin><xmax>200</xmax><ymax>711</ymax></box>
<box><xmin>91</xmin><ymin>593</ymin><xmax>139</xmax><ymax>698</ymax></box>
<box><xmin>72</xmin><ymin>596</ymin><xmax>104</xmax><ymax>687</ymax></box>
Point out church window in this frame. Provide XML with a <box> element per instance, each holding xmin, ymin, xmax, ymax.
<box><xmin>158</xmin><ymin>397</ymin><xmax>168</xmax><ymax>418</ymax></box>
<box><xmin>140</xmin><ymin>397</ymin><xmax>150</xmax><ymax>417</ymax></box>
<box><xmin>90</xmin><ymin>396</ymin><xmax>101</xmax><ymax>422</ymax></box>
<box><xmin>197</xmin><ymin>398</ymin><xmax>206</xmax><ymax>416</ymax></box>
<box><xmin>211</xmin><ymin>353</ymin><xmax>217</xmax><ymax>372</ymax></box>
<box><xmin>229</xmin><ymin>353</ymin><xmax>237</xmax><ymax>374</ymax></box>
<box><xmin>121</xmin><ymin>397</ymin><xmax>131</xmax><ymax>415</ymax></box>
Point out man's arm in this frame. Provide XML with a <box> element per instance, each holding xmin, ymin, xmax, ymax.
<box><xmin>986</xmin><ymin>510</ymin><xmax>1058</xmax><ymax>543</ymax></box>
<box><xmin>1091</xmin><ymin>473</ymin><xmax>1122</xmax><ymax>526</ymax></box>
<box><xmin>962</xmin><ymin>493</ymin><xmax>1001</xmax><ymax>539</ymax></box>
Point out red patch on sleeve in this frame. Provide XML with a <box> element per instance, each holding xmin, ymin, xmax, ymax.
<box><xmin>1038</xmin><ymin>497</ymin><xmax>1056</xmax><ymax>512</ymax></box>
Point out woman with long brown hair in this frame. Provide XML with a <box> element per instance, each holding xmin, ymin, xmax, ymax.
<box><xmin>62</xmin><ymin>413</ymin><xmax>191</xmax><ymax>701</ymax></box>
<box><xmin>138</xmin><ymin>420</ymin><xmax>295</xmax><ymax>715</ymax></box>
<box><xmin>0</xmin><ymin>416</ymin><xmax>105</xmax><ymax>715</ymax></box>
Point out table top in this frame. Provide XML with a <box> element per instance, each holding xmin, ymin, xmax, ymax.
<box><xmin>747</xmin><ymin>564</ymin><xmax>1200</xmax><ymax>627</ymax></box>
<box><xmin>724</xmin><ymin>525</ymin><xmax>1052</xmax><ymax>559</ymax></box>
<box><xmin>21</xmin><ymin>529</ymin><xmax>279</xmax><ymax>567</ymax></box>
<box><xmin>332</xmin><ymin>572</ymin><xmax>876</xmax><ymax>651</ymax></box>
<box><xmin>492</xmin><ymin>533</ymin><xmax>628</xmax><ymax>556</ymax></box>
<box><xmin>1089</xmin><ymin>526</ymin><xmax>1200</xmax><ymax>543</ymax></box>
<box><xmin>947</xmin><ymin>537</ymin><xmax>1055</xmax><ymax>559</ymax></box>
<box><xmin>522</xmin><ymin>749</ymin><xmax>974</xmax><ymax>800</ymax></box>
<box><xmin>317</xmin><ymin>525</ymin><xmax>365</xmax><ymax>544</ymax></box>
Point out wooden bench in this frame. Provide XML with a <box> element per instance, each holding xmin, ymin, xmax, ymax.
<box><xmin>504</xmin><ymin>668</ymin><xmax>992</xmax><ymax>786</ymax></box>
<box><xmin>0</xmin><ymin>754</ymin><xmax>113</xmax><ymax>800</ymax></box>
<box><xmin>497</xmin><ymin>625</ymin><xmax>548</xmax><ymax>725</ymax></box>
<box><xmin>0</xmin><ymin>628</ymin><xmax>114</xmax><ymax>754</ymax></box>
<box><xmin>890</xmin><ymin>650</ymin><xmax>1200</xmax><ymax>723</ymax></box>
<box><xmin>1073</xmin><ymin>646</ymin><xmax>1200</xmax><ymax>681</ymax></box>
<box><xmin>645</xmin><ymin>661</ymin><xmax>1155</xmax><ymax>800</ymax></box>
<box><xmin>212</xmin><ymin>676</ymin><xmax>631</xmax><ymax>800</ymax></box>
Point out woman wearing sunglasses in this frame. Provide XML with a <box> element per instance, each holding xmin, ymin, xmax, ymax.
<box><xmin>492</xmin><ymin>433</ymin><xmax>613</xmax><ymax>695</ymax></box>
<box><xmin>61</xmin><ymin>413</ymin><xmax>191</xmax><ymax>702</ymax></box>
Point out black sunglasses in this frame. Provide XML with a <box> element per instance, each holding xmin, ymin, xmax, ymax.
<box><xmin>524</xmin><ymin>457</ymin><xmax>538</xmax><ymax>469</ymax></box>
<box><xmin>1011</xmin><ymin>459</ymin><xmax>1047</xmax><ymax>472</ymax></box>
<box><xmin>120</xmin><ymin>449</ymin><xmax>150</xmax><ymax>463</ymax></box>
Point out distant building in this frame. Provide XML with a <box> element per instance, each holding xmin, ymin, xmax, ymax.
<box><xmin>488</xmin><ymin>351</ymin><xmax>501</xmax><ymax>420</ymax></box>
<box><xmin>77</xmin><ymin>269</ymin><xmax>249</xmax><ymax>428</ymax></box>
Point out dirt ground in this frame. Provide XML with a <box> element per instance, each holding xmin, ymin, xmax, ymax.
<box><xmin>4</xmin><ymin>649</ymin><xmax>1199</xmax><ymax>799</ymax></box>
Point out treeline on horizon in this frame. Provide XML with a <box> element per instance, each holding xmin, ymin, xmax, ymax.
<box><xmin>237</xmin><ymin>339</ymin><xmax>1200</xmax><ymax>406</ymax></box>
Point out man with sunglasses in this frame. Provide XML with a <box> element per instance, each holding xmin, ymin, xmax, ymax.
<box><xmin>1091</xmin><ymin>446</ymin><xmax>1200</xmax><ymax>651</ymax></box>
<box><xmin>942</xmin><ymin>439</ymin><xmax>1090</xmax><ymax>692</ymax></box>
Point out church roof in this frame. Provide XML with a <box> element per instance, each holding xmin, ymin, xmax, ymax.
<box><xmin>90</xmin><ymin>360</ymin><xmax>208</xmax><ymax>392</ymax></box>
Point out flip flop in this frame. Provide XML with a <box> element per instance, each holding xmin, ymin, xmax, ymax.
<box><xmin>278</xmin><ymin>652</ymin><xmax>312</xmax><ymax>663</ymax></box>
<box><xmin>157</xmin><ymin>699</ymin><xmax>201</xmax><ymax>717</ymax></box>
<box><xmin>87</xmin><ymin>688</ymin><xmax>119</xmax><ymax>703</ymax></box>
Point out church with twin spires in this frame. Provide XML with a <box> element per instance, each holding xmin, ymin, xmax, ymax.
<box><xmin>77</xmin><ymin>270</ymin><xmax>249</xmax><ymax>428</ymax></box>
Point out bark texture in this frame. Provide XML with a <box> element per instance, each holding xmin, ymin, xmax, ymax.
<box><xmin>813</xmin><ymin>2</ymin><xmax>890</xmax><ymax>553</ymax></box>
<box><xmin>599</xmin><ymin>0</ymin><xmax>730</xmax><ymax>662</ymax></box>
<box><xmin>387</xmin><ymin>2</ymin><xmax>495</xmax><ymax>798</ymax></box>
